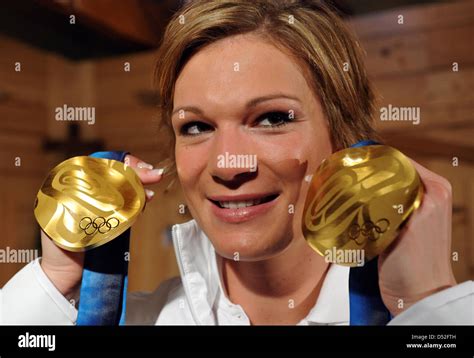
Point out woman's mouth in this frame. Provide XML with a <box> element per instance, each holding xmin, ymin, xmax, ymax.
<box><xmin>213</xmin><ymin>194</ymin><xmax>278</xmax><ymax>208</ymax></box>
<box><xmin>208</xmin><ymin>193</ymin><xmax>280</xmax><ymax>223</ymax></box>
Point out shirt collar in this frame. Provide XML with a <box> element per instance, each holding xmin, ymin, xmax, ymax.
<box><xmin>302</xmin><ymin>263</ymin><xmax>349</xmax><ymax>324</ymax></box>
<box><xmin>172</xmin><ymin>219</ymin><xmax>349</xmax><ymax>325</ymax></box>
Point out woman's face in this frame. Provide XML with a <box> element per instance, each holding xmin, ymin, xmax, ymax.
<box><xmin>172</xmin><ymin>34</ymin><xmax>332</xmax><ymax>261</ymax></box>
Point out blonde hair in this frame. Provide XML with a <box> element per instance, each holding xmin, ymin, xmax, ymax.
<box><xmin>155</xmin><ymin>0</ymin><xmax>377</xmax><ymax>166</ymax></box>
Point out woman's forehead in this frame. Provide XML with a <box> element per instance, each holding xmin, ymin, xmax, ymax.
<box><xmin>173</xmin><ymin>34</ymin><xmax>311</xmax><ymax>108</ymax></box>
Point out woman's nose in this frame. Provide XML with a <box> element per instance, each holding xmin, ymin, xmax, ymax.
<box><xmin>208</xmin><ymin>129</ymin><xmax>258</xmax><ymax>184</ymax></box>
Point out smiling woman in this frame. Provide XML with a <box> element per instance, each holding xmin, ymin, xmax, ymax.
<box><xmin>155</xmin><ymin>0</ymin><xmax>375</xmax><ymax>267</ymax></box>
<box><xmin>0</xmin><ymin>0</ymin><xmax>472</xmax><ymax>327</ymax></box>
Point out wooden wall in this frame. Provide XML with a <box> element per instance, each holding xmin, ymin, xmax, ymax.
<box><xmin>0</xmin><ymin>0</ymin><xmax>472</xmax><ymax>292</ymax></box>
<box><xmin>350</xmin><ymin>0</ymin><xmax>474</xmax><ymax>282</ymax></box>
<box><xmin>0</xmin><ymin>35</ymin><xmax>48</xmax><ymax>284</ymax></box>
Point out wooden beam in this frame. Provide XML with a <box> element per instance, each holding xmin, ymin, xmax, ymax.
<box><xmin>39</xmin><ymin>0</ymin><xmax>179</xmax><ymax>47</ymax></box>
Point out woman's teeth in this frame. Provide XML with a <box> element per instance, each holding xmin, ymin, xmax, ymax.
<box><xmin>219</xmin><ymin>199</ymin><xmax>262</xmax><ymax>209</ymax></box>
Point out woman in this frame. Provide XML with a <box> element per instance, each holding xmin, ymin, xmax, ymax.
<box><xmin>1</xmin><ymin>0</ymin><xmax>472</xmax><ymax>325</ymax></box>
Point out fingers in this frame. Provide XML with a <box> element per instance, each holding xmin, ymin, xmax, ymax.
<box><xmin>409</xmin><ymin>158</ymin><xmax>448</xmax><ymax>185</ymax></box>
<box><xmin>125</xmin><ymin>155</ymin><xmax>164</xmax><ymax>184</ymax></box>
<box><xmin>124</xmin><ymin>155</ymin><xmax>165</xmax><ymax>201</ymax></box>
<box><xmin>408</xmin><ymin>158</ymin><xmax>452</xmax><ymax>204</ymax></box>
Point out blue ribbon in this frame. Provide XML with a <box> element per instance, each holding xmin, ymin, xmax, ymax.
<box><xmin>76</xmin><ymin>151</ymin><xmax>130</xmax><ymax>326</ymax></box>
<box><xmin>348</xmin><ymin>140</ymin><xmax>392</xmax><ymax>325</ymax></box>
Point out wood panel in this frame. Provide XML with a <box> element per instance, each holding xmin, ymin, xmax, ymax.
<box><xmin>373</xmin><ymin>66</ymin><xmax>474</xmax><ymax>107</ymax></box>
<box><xmin>364</xmin><ymin>22</ymin><xmax>474</xmax><ymax>79</ymax></box>
<box><xmin>0</xmin><ymin>35</ymin><xmax>50</xmax><ymax>285</ymax></box>
<box><xmin>0</xmin><ymin>34</ymin><xmax>50</xmax><ymax>75</ymax></box>
<box><xmin>46</xmin><ymin>56</ymin><xmax>98</xmax><ymax>140</ymax></box>
<box><xmin>349</xmin><ymin>0</ymin><xmax>474</xmax><ymax>39</ymax></box>
<box><xmin>95</xmin><ymin>71</ymin><xmax>155</xmax><ymax>109</ymax></box>
<box><xmin>0</xmin><ymin>101</ymin><xmax>47</xmax><ymax>135</ymax></box>
<box><xmin>94</xmin><ymin>51</ymin><xmax>157</xmax><ymax>77</ymax></box>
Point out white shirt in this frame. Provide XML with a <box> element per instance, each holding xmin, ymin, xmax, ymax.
<box><xmin>1</xmin><ymin>219</ymin><xmax>473</xmax><ymax>325</ymax></box>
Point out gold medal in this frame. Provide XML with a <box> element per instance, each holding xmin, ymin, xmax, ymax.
<box><xmin>34</xmin><ymin>156</ymin><xmax>146</xmax><ymax>252</ymax></box>
<box><xmin>302</xmin><ymin>145</ymin><xmax>423</xmax><ymax>266</ymax></box>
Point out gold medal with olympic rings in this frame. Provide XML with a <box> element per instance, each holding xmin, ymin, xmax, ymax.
<box><xmin>302</xmin><ymin>145</ymin><xmax>423</xmax><ymax>267</ymax></box>
<box><xmin>34</xmin><ymin>156</ymin><xmax>146</xmax><ymax>252</ymax></box>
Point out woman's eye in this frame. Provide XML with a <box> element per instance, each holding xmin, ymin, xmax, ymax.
<box><xmin>256</xmin><ymin>111</ymin><xmax>294</xmax><ymax>128</ymax></box>
<box><xmin>180</xmin><ymin>122</ymin><xmax>213</xmax><ymax>136</ymax></box>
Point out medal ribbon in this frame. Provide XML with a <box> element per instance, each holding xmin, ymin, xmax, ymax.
<box><xmin>76</xmin><ymin>151</ymin><xmax>130</xmax><ymax>326</ymax></box>
<box><xmin>348</xmin><ymin>140</ymin><xmax>392</xmax><ymax>325</ymax></box>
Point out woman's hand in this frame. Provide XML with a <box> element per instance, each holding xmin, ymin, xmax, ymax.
<box><xmin>378</xmin><ymin>159</ymin><xmax>457</xmax><ymax>316</ymax></box>
<box><xmin>40</xmin><ymin>154</ymin><xmax>163</xmax><ymax>300</ymax></box>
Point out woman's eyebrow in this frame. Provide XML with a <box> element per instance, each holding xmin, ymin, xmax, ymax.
<box><xmin>172</xmin><ymin>94</ymin><xmax>300</xmax><ymax>117</ymax></box>
<box><xmin>246</xmin><ymin>94</ymin><xmax>301</xmax><ymax>108</ymax></box>
<box><xmin>172</xmin><ymin>106</ymin><xmax>203</xmax><ymax>117</ymax></box>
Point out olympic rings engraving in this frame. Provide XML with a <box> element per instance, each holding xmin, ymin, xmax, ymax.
<box><xmin>79</xmin><ymin>216</ymin><xmax>120</xmax><ymax>235</ymax></box>
<box><xmin>348</xmin><ymin>219</ymin><xmax>389</xmax><ymax>245</ymax></box>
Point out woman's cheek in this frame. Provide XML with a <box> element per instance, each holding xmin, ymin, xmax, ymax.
<box><xmin>175</xmin><ymin>143</ymin><xmax>205</xmax><ymax>183</ymax></box>
<box><xmin>262</xmin><ymin>132</ymin><xmax>313</xmax><ymax>183</ymax></box>
<box><xmin>269</xmin><ymin>132</ymin><xmax>331</xmax><ymax>223</ymax></box>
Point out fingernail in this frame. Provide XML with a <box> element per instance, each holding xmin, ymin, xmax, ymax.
<box><xmin>151</xmin><ymin>168</ymin><xmax>164</xmax><ymax>176</ymax></box>
<box><xmin>137</xmin><ymin>162</ymin><xmax>154</xmax><ymax>170</ymax></box>
<box><xmin>145</xmin><ymin>189</ymin><xmax>155</xmax><ymax>199</ymax></box>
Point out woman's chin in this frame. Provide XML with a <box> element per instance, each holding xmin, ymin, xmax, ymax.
<box><xmin>192</xmin><ymin>199</ymin><xmax>296</xmax><ymax>261</ymax></box>
<box><xmin>209</xmin><ymin>232</ymin><xmax>293</xmax><ymax>262</ymax></box>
